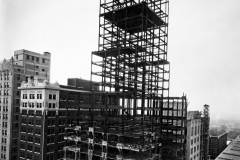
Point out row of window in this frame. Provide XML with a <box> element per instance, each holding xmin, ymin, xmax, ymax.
<box><xmin>0</xmin><ymin>106</ymin><xmax>9</xmax><ymax>112</ymax></box>
<box><xmin>191</xmin><ymin>125</ymin><xmax>201</xmax><ymax>136</ymax></box>
<box><xmin>2</xmin><ymin>122</ymin><xmax>8</xmax><ymax>128</ymax></box>
<box><xmin>1</xmin><ymin>138</ymin><xmax>6</xmax><ymax>144</ymax></box>
<box><xmin>22</xmin><ymin>94</ymin><xmax>42</xmax><ymax>99</ymax></box>
<box><xmin>0</xmin><ymin>90</ymin><xmax>10</xmax><ymax>96</ymax></box>
<box><xmin>191</xmin><ymin>136</ymin><xmax>200</xmax><ymax>145</ymax></box>
<box><xmin>21</xmin><ymin>134</ymin><xmax>41</xmax><ymax>143</ymax></box>
<box><xmin>0</xmin><ymin>98</ymin><xmax>8</xmax><ymax>104</ymax></box>
<box><xmin>22</xmin><ymin>110</ymin><xmax>42</xmax><ymax>116</ymax></box>
<box><xmin>20</xmin><ymin>150</ymin><xmax>64</xmax><ymax>160</ymax></box>
<box><xmin>0</xmin><ymin>75</ymin><xmax>9</xmax><ymax>81</ymax></box>
<box><xmin>2</xmin><ymin>130</ymin><xmax>7</xmax><ymax>136</ymax></box>
<box><xmin>20</xmin><ymin>152</ymin><xmax>39</xmax><ymax>160</ymax></box>
<box><xmin>22</xmin><ymin>119</ymin><xmax>41</xmax><ymax>125</ymax></box>
<box><xmin>190</xmin><ymin>145</ymin><xmax>200</xmax><ymax>154</ymax></box>
<box><xmin>0</xmin><ymin>83</ymin><xmax>10</xmax><ymax>88</ymax></box>
<box><xmin>20</xmin><ymin>143</ymin><xmax>41</xmax><ymax>153</ymax></box>
<box><xmin>22</xmin><ymin>94</ymin><xmax>57</xmax><ymax>100</ymax></box>
<box><xmin>25</xmin><ymin>54</ymin><xmax>46</xmax><ymax>64</ymax></box>
<box><xmin>1</xmin><ymin>153</ymin><xmax>6</xmax><ymax>160</ymax></box>
<box><xmin>2</xmin><ymin>114</ymin><xmax>8</xmax><ymax>120</ymax></box>
<box><xmin>22</xmin><ymin>102</ymin><xmax>43</xmax><ymax>108</ymax></box>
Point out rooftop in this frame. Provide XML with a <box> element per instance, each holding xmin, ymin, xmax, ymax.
<box><xmin>216</xmin><ymin>136</ymin><xmax>240</xmax><ymax>160</ymax></box>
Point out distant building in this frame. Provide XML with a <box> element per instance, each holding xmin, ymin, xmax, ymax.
<box><xmin>0</xmin><ymin>49</ymin><xmax>51</xmax><ymax>160</ymax></box>
<box><xmin>18</xmin><ymin>77</ymin><xmax>93</xmax><ymax>160</ymax></box>
<box><xmin>67</xmin><ymin>78</ymin><xmax>99</xmax><ymax>91</ymax></box>
<box><xmin>14</xmin><ymin>49</ymin><xmax>51</xmax><ymax>81</ymax></box>
<box><xmin>215</xmin><ymin>136</ymin><xmax>240</xmax><ymax>160</ymax></box>
<box><xmin>209</xmin><ymin>132</ymin><xmax>227</xmax><ymax>159</ymax></box>
<box><xmin>186</xmin><ymin>111</ymin><xmax>202</xmax><ymax>160</ymax></box>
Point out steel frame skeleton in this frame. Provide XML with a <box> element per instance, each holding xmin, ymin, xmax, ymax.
<box><xmin>63</xmin><ymin>0</ymin><xmax>187</xmax><ymax>160</ymax></box>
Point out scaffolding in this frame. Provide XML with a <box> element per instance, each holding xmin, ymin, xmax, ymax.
<box><xmin>63</xmin><ymin>0</ymin><xmax>187</xmax><ymax>160</ymax></box>
<box><xmin>201</xmin><ymin>104</ymin><xmax>210</xmax><ymax>160</ymax></box>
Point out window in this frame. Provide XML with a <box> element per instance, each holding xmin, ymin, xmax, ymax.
<box><xmin>42</xmin><ymin>69</ymin><xmax>45</xmax><ymax>72</ymax></box>
<box><xmin>20</xmin><ymin>143</ymin><xmax>25</xmax><ymax>149</ymax></box>
<box><xmin>36</xmin><ymin>120</ymin><xmax>41</xmax><ymax>126</ymax></box>
<box><xmin>35</xmin><ymin>129</ymin><xmax>41</xmax><ymax>135</ymax></box>
<box><xmin>36</xmin><ymin>57</ymin><xmax>39</xmax><ymax>62</ymax></box>
<box><xmin>42</xmin><ymin>59</ymin><xmax>45</xmax><ymax>63</ymax></box>
<box><xmin>36</xmin><ymin>111</ymin><xmax>42</xmax><ymax>117</ymax></box>
<box><xmin>32</xmin><ymin>56</ymin><xmax>34</xmax><ymax>61</ymax></box>
<box><xmin>28</xmin><ymin>119</ymin><xmax>34</xmax><ymax>125</ymax></box>
<box><xmin>37</xmin><ymin>94</ymin><xmax>42</xmax><ymax>99</ymax></box>
<box><xmin>18</xmin><ymin>69</ymin><xmax>21</xmax><ymax>72</ymax></box>
<box><xmin>36</xmin><ymin>65</ymin><xmax>39</xmax><ymax>68</ymax></box>
<box><xmin>48</xmin><ymin>111</ymin><xmax>56</xmax><ymax>117</ymax></box>
<box><xmin>34</xmin><ymin>156</ymin><xmax>40</xmax><ymax>160</ymax></box>
<box><xmin>21</xmin><ymin>135</ymin><xmax>26</xmax><ymax>141</ymax></box>
<box><xmin>17</xmin><ymin>83</ymin><xmax>21</xmax><ymax>87</ymax></box>
<box><xmin>37</xmin><ymin>103</ymin><xmax>42</xmax><ymax>108</ymax></box>
<box><xmin>22</xmin><ymin>118</ymin><xmax>27</xmax><ymax>124</ymax></box>
<box><xmin>26</xmin><ymin>153</ymin><xmax>32</xmax><ymax>160</ymax></box>
<box><xmin>47</xmin><ymin>137</ymin><xmax>54</xmax><ymax>144</ymax></box>
<box><xmin>17</xmin><ymin>74</ymin><xmax>21</xmax><ymax>80</ymax></box>
<box><xmin>20</xmin><ymin>152</ymin><xmax>25</xmax><ymax>158</ymax></box>
<box><xmin>28</xmin><ymin>136</ymin><xmax>33</xmax><ymax>143</ymax></box>
<box><xmin>2</xmin><ymin>138</ymin><xmax>6</xmax><ymax>144</ymax></box>
<box><xmin>30</xmin><ymin>94</ymin><xmax>35</xmax><ymax>99</ymax></box>
<box><xmin>48</xmin><ymin>120</ymin><xmax>55</xmax><ymax>126</ymax></box>
<box><xmin>21</xmin><ymin>127</ymin><xmax>26</xmax><ymax>133</ymax></box>
<box><xmin>28</xmin><ymin>128</ymin><xmax>34</xmax><ymax>134</ymax></box>
<box><xmin>27</xmin><ymin>55</ymin><xmax>30</xmax><ymax>60</ymax></box>
<box><xmin>16</xmin><ymin>99</ymin><xmax>20</xmax><ymax>105</ymax></box>
<box><xmin>36</xmin><ymin>72</ymin><xmax>38</xmax><ymax>75</ymax></box>
<box><xmin>48</xmin><ymin>103</ymin><xmax>52</xmax><ymax>108</ymax></box>
<box><xmin>47</xmin><ymin>129</ymin><xmax>55</xmax><ymax>135</ymax></box>
<box><xmin>16</xmin><ymin>55</ymin><xmax>18</xmax><ymax>59</ymax></box>
<box><xmin>2</xmin><ymin>122</ymin><xmax>7</xmax><ymax>128</ymax></box>
<box><xmin>35</xmin><ymin>147</ymin><xmax>40</xmax><ymax>153</ymax></box>
<box><xmin>53</xmin><ymin>95</ymin><xmax>56</xmax><ymax>100</ymax></box>
<box><xmin>49</xmin><ymin>94</ymin><xmax>52</xmax><ymax>100</ymax></box>
<box><xmin>35</xmin><ymin>137</ymin><xmax>41</xmax><ymax>144</ymax></box>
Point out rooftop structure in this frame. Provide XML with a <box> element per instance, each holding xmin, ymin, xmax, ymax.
<box><xmin>14</xmin><ymin>49</ymin><xmax>51</xmax><ymax>81</ymax></box>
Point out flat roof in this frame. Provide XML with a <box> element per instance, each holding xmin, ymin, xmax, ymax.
<box><xmin>216</xmin><ymin>136</ymin><xmax>240</xmax><ymax>160</ymax></box>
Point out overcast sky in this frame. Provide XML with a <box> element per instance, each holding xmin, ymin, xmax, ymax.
<box><xmin>1</xmin><ymin>0</ymin><xmax>240</xmax><ymax>120</ymax></box>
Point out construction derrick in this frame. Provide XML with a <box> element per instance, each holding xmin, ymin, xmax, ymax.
<box><xmin>64</xmin><ymin>0</ymin><xmax>187</xmax><ymax>160</ymax></box>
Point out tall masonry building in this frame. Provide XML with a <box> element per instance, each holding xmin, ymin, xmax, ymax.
<box><xmin>0</xmin><ymin>49</ymin><xmax>51</xmax><ymax>160</ymax></box>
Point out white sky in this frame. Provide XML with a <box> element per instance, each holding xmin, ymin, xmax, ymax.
<box><xmin>1</xmin><ymin>0</ymin><xmax>240</xmax><ymax>120</ymax></box>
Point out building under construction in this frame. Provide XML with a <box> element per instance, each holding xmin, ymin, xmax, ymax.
<box><xmin>63</xmin><ymin>0</ymin><xmax>188</xmax><ymax>160</ymax></box>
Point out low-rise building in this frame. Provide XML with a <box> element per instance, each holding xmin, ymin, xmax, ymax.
<box><xmin>209</xmin><ymin>132</ymin><xmax>227</xmax><ymax>159</ymax></box>
<box><xmin>18</xmin><ymin>77</ymin><xmax>91</xmax><ymax>160</ymax></box>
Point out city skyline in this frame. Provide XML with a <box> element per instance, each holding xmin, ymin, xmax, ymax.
<box><xmin>1</xmin><ymin>0</ymin><xmax>240</xmax><ymax>120</ymax></box>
